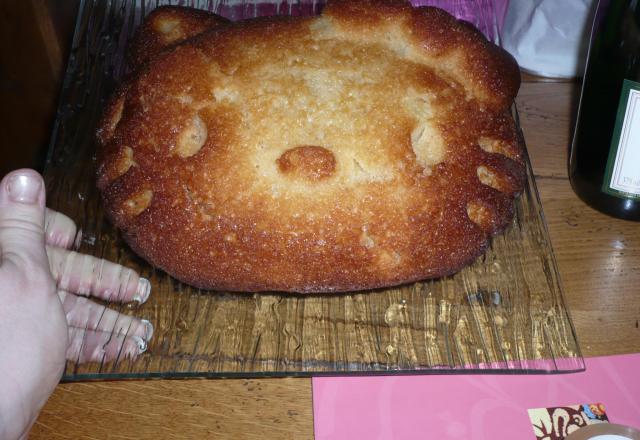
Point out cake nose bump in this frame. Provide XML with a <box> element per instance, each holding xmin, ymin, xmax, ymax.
<box><xmin>276</xmin><ymin>145</ymin><xmax>336</xmax><ymax>181</ymax></box>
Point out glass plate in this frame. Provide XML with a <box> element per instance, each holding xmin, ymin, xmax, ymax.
<box><xmin>44</xmin><ymin>0</ymin><xmax>584</xmax><ymax>380</ymax></box>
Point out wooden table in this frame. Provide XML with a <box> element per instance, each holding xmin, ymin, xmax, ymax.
<box><xmin>31</xmin><ymin>79</ymin><xmax>640</xmax><ymax>439</ymax></box>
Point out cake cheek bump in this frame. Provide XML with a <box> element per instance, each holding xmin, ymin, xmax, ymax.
<box><xmin>175</xmin><ymin>114</ymin><xmax>208</xmax><ymax>158</ymax></box>
<box><xmin>123</xmin><ymin>189</ymin><xmax>153</xmax><ymax>217</ymax></box>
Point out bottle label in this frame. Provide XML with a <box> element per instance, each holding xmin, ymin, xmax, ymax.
<box><xmin>602</xmin><ymin>79</ymin><xmax>640</xmax><ymax>200</ymax></box>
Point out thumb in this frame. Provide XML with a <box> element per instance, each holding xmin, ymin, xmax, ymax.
<box><xmin>0</xmin><ymin>169</ymin><xmax>48</xmax><ymax>270</ymax></box>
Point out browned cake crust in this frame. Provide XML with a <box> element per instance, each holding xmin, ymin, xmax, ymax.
<box><xmin>96</xmin><ymin>0</ymin><xmax>525</xmax><ymax>293</ymax></box>
<box><xmin>126</xmin><ymin>6</ymin><xmax>229</xmax><ymax>71</ymax></box>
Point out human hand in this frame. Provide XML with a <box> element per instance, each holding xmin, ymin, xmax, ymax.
<box><xmin>0</xmin><ymin>169</ymin><xmax>153</xmax><ymax>439</ymax></box>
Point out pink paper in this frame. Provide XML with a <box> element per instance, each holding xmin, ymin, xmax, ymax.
<box><xmin>313</xmin><ymin>354</ymin><xmax>640</xmax><ymax>439</ymax></box>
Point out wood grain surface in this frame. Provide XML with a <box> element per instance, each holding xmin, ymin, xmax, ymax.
<box><xmin>0</xmin><ymin>0</ymin><xmax>80</xmax><ymax>177</ymax></box>
<box><xmin>519</xmin><ymin>81</ymin><xmax>640</xmax><ymax>358</ymax></box>
<box><xmin>30</xmin><ymin>81</ymin><xmax>640</xmax><ymax>439</ymax></box>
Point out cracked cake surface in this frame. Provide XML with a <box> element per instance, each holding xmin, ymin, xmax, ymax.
<box><xmin>96</xmin><ymin>0</ymin><xmax>524</xmax><ymax>293</ymax></box>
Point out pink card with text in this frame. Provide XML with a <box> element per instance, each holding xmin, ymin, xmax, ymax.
<box><xmin>313</xmin><ymin>354</ymin><xmax>640</xmax><ymax>439</ymax></box>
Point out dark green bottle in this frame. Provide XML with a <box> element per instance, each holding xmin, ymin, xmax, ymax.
<box><xmin>569</xmin><ymin>0</ymin><xmax>640</xmax><ymax>221</ymax></box>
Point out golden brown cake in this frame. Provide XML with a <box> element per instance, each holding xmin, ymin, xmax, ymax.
<box><xmin>96</xmin><ymin>0</ymin><xmax>525</xmax><ymax>293</ymax></box>
<box><xmin>126</xmin><ymin>6</ymin><xmax>229</xmax><ymax>71</ymax></box>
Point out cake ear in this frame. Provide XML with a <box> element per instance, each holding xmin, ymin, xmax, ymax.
<box><xmin>126</xmin><ymin>6</ymin><xmax>229</xmax><ymax>72</ymax></box>
<box><xmin>322</xmin><ymin>0</ymin><xmax>520</xmax><ymax>111</ymax></box>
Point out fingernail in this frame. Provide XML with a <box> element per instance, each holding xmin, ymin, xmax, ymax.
<box><xmin>132</xmin><ymin>278</ymin><xmax>151</xmax><ymax>304</ymax></box>
<box><xmin>140</xmin><ymin>319</ymin><xmax>154</xmax><ymax>341</ymax></box>
<box><xmin>92</xmin><ymin>346</ymin><xmax>106</xmax><ymax>362</ymax></box>
<box><xmin>131</xmin><ymin>335</ymin><xmax>147</xmax><ymax>353</ymax></box>
<box><xmin>73</xmin><ymin>228</ymin><xmax>83</xmax><ymax>250</ymax></box>
<box><xmin>7</xmin><ymin>173</ymin><xmax>42</xmax><ymax>204</ymax></box>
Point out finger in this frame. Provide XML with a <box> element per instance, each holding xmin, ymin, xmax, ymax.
<box><xmin>66</xmin><ymin>326</ymin><xmax>148</xmax><ymax>364</ymax></box>
<box><xmin>58</xmin><ymin>290</ymin><xmax>153</xmax><ymax>340</ymax></box>
<box><xmin>47</xmin><ymin>246</ymin><xmax>151</xmax><ymax>303</ymax></box>
<box><xmin>45</xmin><ymin>208</ymin><xmax>79</xmax><ymax>249</ymax></box>
<box><xmin>0</xmin><ymin>169</ymin><xmax>47</xmax><ymax>270</ymax></box>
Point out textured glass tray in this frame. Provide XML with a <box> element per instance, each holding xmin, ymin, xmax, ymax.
<box><xmin>45</xmin><ymin>0</ymin><xmax>584</xmax><ymax>381</ymax></box>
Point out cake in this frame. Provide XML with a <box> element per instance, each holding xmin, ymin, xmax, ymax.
<box><xmin>126</xmin><ymin>6</ymin><xmax>230</xmax><ymax>71</ymax></box>
<box><xmin>96</xmin><ymin>0</ymin><xmax>525</xmax><ymax>293</ymax></box>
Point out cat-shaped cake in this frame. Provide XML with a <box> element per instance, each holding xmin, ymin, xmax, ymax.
<box><xmin>97</xmin><ymin>0</ymin><xmax>524</xmax><ymax>292</ymax></box>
